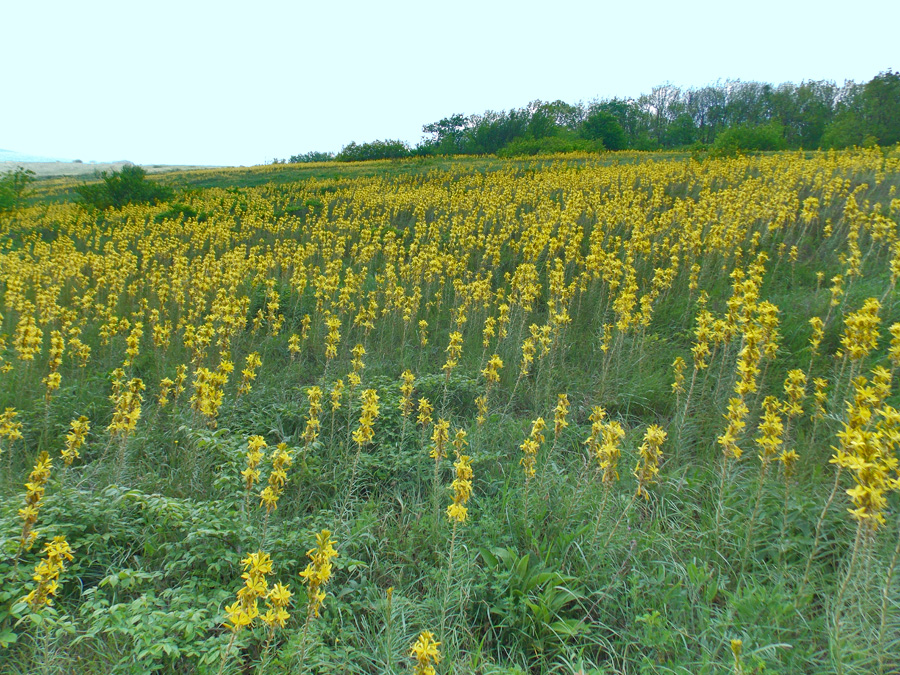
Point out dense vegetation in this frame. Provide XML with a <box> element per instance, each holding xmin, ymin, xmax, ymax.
<box><xmin>286</xmin><ymin>70</ymin><xmax>900</xmax><ymax>162</ymax></box>
<box><xmin>1</xmin><ymin>148</ymin><xmax>899</xmax><ymax>675</ymax></box>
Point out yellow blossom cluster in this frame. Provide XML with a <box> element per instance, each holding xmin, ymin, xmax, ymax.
<box><xmin>519</xmin><ymin>417</ymin><xmax>546</xmax><ymax>479</ymax></box>
<box><xmin>225</xmin><ymin>551</ymin><xmax>274</xmax><ymax>632</ymax></box>
<box><xmin>399</xmin><ymin>370</ymin><xmax>415</xmax><ymax>417</ymax></box>
<box><xmin>634</xmin><ymin>425</ymin><xmax>667</xmax><ymax>499</ymax></box>
<box><xmin>238</xmin><ymin>351</ymin><xmax>262</xmax><ymax>395</ymax></box>
<box><xmin>410</xmin><ymin>631</ymin><xmax>441</xmax><ymax>675</ymax></box>
<box><xmin>299</xmin><ymin>530</ymin><xmax>339</xmax><ymax>618</ymax></box>
<box><xmin>352</xmin><ymin>389</ymin><xmax>380</xmax><ymax>448</ymax></box>
<box><xmin>20</xmin><ymin>450</ymin><xmax>53</xmax><ymax>550</ymax></box>
<box><xmin>21</xmin><ymin>536</ymin><xmax>74</xmax><ymax>610</ymax></box>
<box><xmin>62</xmin><ymin>415</ymin><xmax>90</xmax><ymax>466</ymax></box>
<box><xmin>259</xmin><ymin>443</ymin><xmax>293</xmax><ymax>513</ymax></box>
<box><xmin>303</xmin><ymin>386</ymin><xmax>323</xmax><ymax>446</ymax></box>
<box><xmin>447</xmin><ymin>435</ymin><xmax>473</xmax><ymax>523</ymax></box>
<box><xmin>0</xmin><ymin>407</ymin><xmax>24</xmax><ymax>458</ymax></box>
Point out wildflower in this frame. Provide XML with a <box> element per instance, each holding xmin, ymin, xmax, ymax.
<box><xmin>242</xmin><ymin>435</ymin><xmax>267</xmax><ymax>492</ymax></box>
<box><xmin>808</xmin><ymin>317</ymin><xmax>824</xmax><ymax>356</ymax></box>
<box><xmin>260</xmin><ymin>582</ymin><xmax>292</xmax><ymax>630</ymax></box>
<box><xmin>399</xmin><ymin>370</ymin><xmax>415</xmax><ymax>417</ymax></box>
<box><xmin>21</xmin><ymin>536</ymin><xmax>74</xmax><ymax>610</ymax></box>
<box><xmin>331</xmin><ymin>379</ymin><xmax>345</xmax><ymax>412</ymax></box>
<box><xmin>238</xmin><ymin>352</ymin><xmax>262</xmax><ymax>395</ymax></box>
<box><xmin>0</xmin><ymin>407</ymin><xmax>24</xmax><ymax>458</ymax></box>
<box><xmin>410</xmin><ymin>631</ymin><xmax>441</xmax><ymax>675</ymax></box>
<box><xmin>303</xmin><ymin>386</ymin><xmax>323</xmax><ymax>445</ymax></box>
<box><xmin>299</xmin><ymin>530</ymin><xmax>338</xmax><ymax>618</ymax></box>
<box><xmin>108</xmin><ymin>377</ymin><xmax>145</xmax><ymax>438</ymax></box>
<box><xmin>634</xmin><ymin>425</ymin><xmax>666</xmax><ymax>499</ymax></box>
<box><xmin>288</xmin><ymin>333</ymin><xmax>302</xmax><ymax>359</ymax></box>
<box><xmin>20</xmin><ymin>451</ymin><xmax>52</xmax><ymax>550</ymax></box>
<box><xmin>755</xmin><ymin>397</ymin><xmax>784</xmax><ymax>466</ymax></box>
<box><xmin>481</xmin><ymin>354</ymin><xmax>503</xmax><ymax>387</ymax></box>
<box><xmin>442</xmin><ymin>331</ymin><xmax>463</xmax><ymax>378</ymax></box>
<box><xmin>447</xmin><ymin>448</ymin><xmax>473</xmax><ymax>523</ymax></box>
<box><xmin>430</xmin><ymin>419</ymin><xmax>450</xmax><ymax>460</ymax></box>
<box><xmin>470</xmin><ymin>395</ymin><xmax>486</xmax><ymax>430</ymax></box>
<box><xmin>351</xmin><ymin>389</ymin><xmax>380</xmax><ymax>448</ymax></box>
<box><xmin>520</xmin><ymin>417</ymin><xmax>546</xmax><ymax>479</ymax></box>
<box><xmin>782</xmin><ymin>370</ymin><xmax>807</xmax><ymax>420</ymax></box>
<box><xmin>62</xmin><ymin>416</ymin><xmax>90</xmax><ymax>466</ymax></box>
<box><xmin>554</xmin><ymin>394</ymin><xmax>570</xmax><ymax>438</ymax></box>
<box><xmin>225</xmin><ymin>551</ymin><xmax>273</xmax><ymax>632</ymax></box>
<box><xmin>417</xmin><ymin>397</ymin><xmax>434</xmax><ymax>429</ymax></box>
<box><xmin>671</xmin><ymin>356</ymin><xmax>686</xmax><ymax>396</ymax></box>
<box><xmin>717</xmin><ymin>398</ymin><xmax>749</xmax><ymax>460</ymax></box>
<box><xmin>259</xmin><ymin>443</ymin><xmax>292</xmax><ymax>513</ymax></box>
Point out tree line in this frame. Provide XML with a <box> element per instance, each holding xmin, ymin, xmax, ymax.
<box><xmin>287</xmin><ymin>70</ymin><xmax>899</xmax><ymax>163</ymax></box>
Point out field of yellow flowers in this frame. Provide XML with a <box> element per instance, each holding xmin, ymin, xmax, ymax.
<box><xmin>1</xmin><ymin>149</ymin><xmax>899</xmax><ymax>674</ymax></box>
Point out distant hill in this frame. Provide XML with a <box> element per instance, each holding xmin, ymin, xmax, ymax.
<box><xmin>0</xmin><ymin>148</ymin><xmax>72</xmax><ymax>163</ymax></box>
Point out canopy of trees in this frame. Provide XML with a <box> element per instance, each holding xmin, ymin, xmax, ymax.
<box><xmin>291</xmin><ymin>70</ymin><xmax>899</xmax><ymax>162</ymax></box>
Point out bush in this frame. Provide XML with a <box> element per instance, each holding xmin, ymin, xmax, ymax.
<box><xmin>289</xmin><ymin>151</ymin><xmax>335</xmax><ymax>163</ymax></box>
<box><xmin>712</xmin><ymin>123</ymin><xmax>786</xmax><ymax>156</ymax></box>
<box><xmin>579</xmin><ymin>111</ymin><xmax>628</xmax><ymax>150</ymax></box>
<box><xmin>496</xmin><ymin>136</ymin><xmax>604</xmax><ymax>157</ymax></box>
<box><xmin>0</xmin><ymin>167</ymin><xmax>35</xmax><ymax>211</ymax></box>
<box><xmin>336</xmin><ymin>140</ymin><xmax>411</xmax><ymax>162</ymax></box>
<box><xmin>75</xmin><ymin>165</ymin><xmax>174</xmax><ymax>210</ymax></box>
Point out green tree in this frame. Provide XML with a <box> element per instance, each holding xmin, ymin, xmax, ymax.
<box><xmin>0</xmin><ymin>167</ymin><xmax>35</xmax><ymax>211</ymax></box>
<box><xmin>75</xmin><ymin>165</ymin><xmax>174</xmax><ymax>210</ymax></box>
<box><xmin>579</xmin><ymin>111</ymin><xmax>627</xmax><ymax>150</ymax></box>
<box><xmin>863</xmin><ymin>69</ymin><xmax>900</xmax><ymax>145</ymax></box>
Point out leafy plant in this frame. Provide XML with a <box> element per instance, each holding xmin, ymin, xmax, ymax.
<box><xmin>75</xmin><ymin>164</ymin><xmax>174</xmax><ymax>210</ymax></box>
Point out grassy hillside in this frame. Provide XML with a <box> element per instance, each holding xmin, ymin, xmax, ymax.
<box><xmin>1</xmin><ymin>148</ymin><xmax>899</xmax><ymax>674</ymax></box>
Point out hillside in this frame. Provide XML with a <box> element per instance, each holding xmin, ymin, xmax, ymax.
<box><xmin>1</xmin><ymin>149</ymin><xmax>899</xmax><ymax>675</ymax></box>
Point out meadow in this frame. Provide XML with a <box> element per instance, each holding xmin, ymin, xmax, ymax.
<box><xmin>1</xmin><ymin>148</ymin><xmax>899</xmax><ymax>674</ymax></box>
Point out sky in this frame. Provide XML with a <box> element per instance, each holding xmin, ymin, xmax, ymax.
<box><xmin>2</xmin><ymin>0</ymin><xmax>897</xmax><ymax>166</ymax></box>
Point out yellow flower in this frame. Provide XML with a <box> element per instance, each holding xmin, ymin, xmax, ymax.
<box><xmin>410</xmin><ymin>631</ymin><xmax>441</xmax><ymax>675</ymax></box>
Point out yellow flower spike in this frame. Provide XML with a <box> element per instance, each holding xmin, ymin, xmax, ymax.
<box><xmin>19</xmin><ymin>451</ymin><xmax>53</xmax><ymax>551</ymax></box>
<box><xmin>21</xmin><ymin>536</ymin><xmax>74</xmax><ymax>610</ymax></box>
<box><xmin>554</xmin><ymin>394</ymin><xmax>570</xmax><ymax>438</ymax></box>
<box><xmin>238</xmin><ymin>352</ymin><xmax>262</xmax><ymax>395</ymax></box>
<box><xmin>447</xmin><ymin>444</ymin><xmax>474</xmax><ymax>523</ymax></box>
<box><xmin>410</xmin><ymin>631</ymin><xmax>441</xmax><ymax>675</ymax></box>
<box><xmin>430</xmin><ymin>419</ymin><xmax>450</xmax><ymax>460</ymax></box>
<box><xmin>399</xmin><ymin>370</ymin><xmax>416</xmax><ymax>417</ymax></box>
<box><xmin>671</xmin><ymin>357</ymin><xmax>686</xmax><ymax>396</ymax></box>
<box><xmin>62</xmin><ymin>416</ymin><xmax>90</xmax><ymax>466</ymax></box>
<box><xmin>634</xmin><ymin>425</ymin><xmax>667</xmax><ymax>499</ymax></box>
<box><xmin>225</xmin><ymin>550</ymin><xmax>274</xmax><ymax>633</ymax></box>
<box><xmin>299</xmin><ymin>530</ymin><xmax>338</xmax><ymax>619</ymax></box>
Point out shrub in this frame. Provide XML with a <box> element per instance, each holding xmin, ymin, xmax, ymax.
<box><xmin>336</xmin><ymin>140</ymin><xmax>411</xmax><ymax>162</ymax></box>
<box><xmin>75</xmin><ymin>165</ymin><xmax>174</xmax><ymax>210</ymax></box>
<box><xmin>0</xmin><ymin>167</ymin><xmax>35</xmax><ymax>211</ymax></box>
<box><xmin>712</xmin><ymin>123</ymin><xmax>786</xmax><ymax>156</ymax></box>
<box><xmin>497</xmin><ymin>136</ymin><xmax>604</xmax><ymax>157</ymax></box>
<box><xmin>289</xmin><ymin>151</ymin><xmax>335</xmax><ymax>163</ymax></box>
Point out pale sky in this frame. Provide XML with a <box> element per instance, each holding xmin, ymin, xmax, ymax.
<box><xmin>2</xmin><ymin>0</ymin><xmax>897</xmax><ymax>166</ymax></box>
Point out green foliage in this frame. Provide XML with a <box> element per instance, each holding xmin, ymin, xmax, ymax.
<box><xmin>712</xmin><ymin>122</ymin><xmax>787</xmax><ymax>155</ymax></box>
<box><xmin>863</xmin><ymin>69</ymin><xmax>900</xmax><ymax>146</ymax></box>
<box><xmin>496</xmin><ymin>136</ymin><xmax>604</xmax><ymax>157</ymax></box>
<box><xmin>0</xmin><ymin>166</ymin><xmax>35</xmax><ymax>211</ymax></box>
<box><xmin>579</xmin><ymin>111</ymin><xmax>627</xmax><ymax>150</ymax></box>
<box><xmin>475</xmin><ymin>547</ymin><xmax>584</xmax><ymax>660</ymax></box>
<box><xmin>336</xmin><ymin>140</ymin><xmax>411</xmax><ymax>162</ymax></box>
<box><xmin>153</xmin><ymin>202</ymin><xmax>199</xmax><ymax>223</ymax></box>
<box><xmin>75</xmin><ymin>164</ymin><xmax>174</xmax><ymax>210</ymax></box>
<box><xmin>289</xmin><ymin>151</ymin><xmax>336</xmax><ymax>164</ymax></box>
